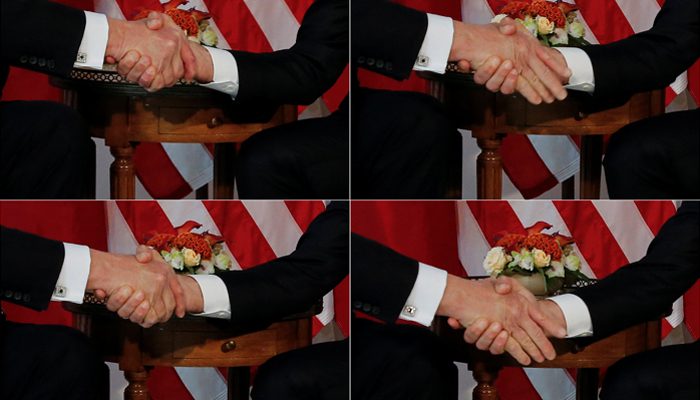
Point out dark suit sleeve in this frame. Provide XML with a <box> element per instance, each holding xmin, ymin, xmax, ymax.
<box><xmin>217</xmin><ymin>202</ymin><xmax>348</xmax><ymax>325</ymax></box>
<box><xmin>229</xmin><ymin>0</ymin><xmax>348</xmax><ymax>105</ymax></box>
<box><xmin>1</xmin><ymin>0</ymin><xmax>86</xmax><ymax>78</ymax></box>
<box><xmin>1</xmin><ymin>226</ymin><xmax>66</xmax><ymax>311</ymax></box>
<box><xmin>573</xmin><ymin>201</ymin><xmax>700</xmax><ymax>340</ymax></box>
<box><xmin>351</xmin><ymin>233</ymin><xmax>419</xmax><ymax>323</ymax></box>
<box><xmin>582</xmin><ymin>0</ymin><xmax>700</xmax><ymax>100</ymax></box>
<box><xmin>351</xmin><ymin>0</ymin><xmax>428</xmax><ymax>80</ymax></box>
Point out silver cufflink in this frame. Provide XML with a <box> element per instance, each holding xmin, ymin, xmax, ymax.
<box><xmin>76</xmin><ymin>52</ymin><xmax>87</xmax><ymax>63</ymax></box>
<box><xmin>402</xmin><ymin>305</ymin><xmax>417</xmax><ymax>317</ymax></box>
<box><xmin>54</xmin><ymin>286</ymin><xmax>67</xmax><ymax>297</ymax></box>
<box><xmin>416</xmin><ymin>55</ymin><xmax>429</xmax><ymax>67</ymax></box>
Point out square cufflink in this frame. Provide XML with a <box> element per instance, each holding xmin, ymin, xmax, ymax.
<box><xmin>416</xmin><ymin>55</ymin><xmax>429</xmax><ymax>67</ymax></box>
<box><xmin>54</xmin><ymin>286</ymin><xmax>67</xmax><ymax>297</ymax></box>
<box><xmin>76</xmin><ymin>52</ymin><xmax>87</xmax><ymax>63</ymax></box>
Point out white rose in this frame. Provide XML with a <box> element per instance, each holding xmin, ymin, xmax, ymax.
<box><xmin>483</xmin><ymin>247</ymin><xmax>509</xmax><ymax>276</ymax></box>
<box><xmin>491</xmin><ymin>14</ymin><xmax>507</xmax><ymax>24</ymax></box>
<box><xmin>518</xmin><ymin>250</ymin><xmax>534</xmax><ymax>271</ymax></box>
<box><xmin>550</xmin><ymin>28</ymin><xmax>569</xmax><ymax>45</ymax></box>
<box><xmin>196</xmin><ymin>260</ymin><xmax>215</xmax><ymax>274</ymax></box>
<box><xmin>536</xmin><ymin>16</ymin><xmax>555</xmax><ymax>35</ymax></box>
<box><xmin>532</xmin><ymin>249</ymin><xmax>551</xmax><ymax>268</ymax></box>
<box><xmin>567</xmin><ymin>21</ymin><xmax>585</xmax><ymax>38</ymax></box>
<box><xmin>545</xmin><ymin>261</ymin><xmax>565</xmax><ymax>278</ymax></box>
<box><xmin>200</xmin><ymin>28</ymin><xmax>218</xmax><ymax>47</ymax></box>
<box><xmin>182</xmin><ymin>248</ymin><xmax>201</xmax><ymax>267</ymax></box>
<box><xmin>169</xmin><ymin>250</ymin><xmax>184</xmax><ymax>270</ymax></box>
<box><xmin>564</xmin><ymin>253</ymin><xmax>581</xmax><ymax>271</ymax></box>
<box><xmin>214</xmin><ymin>253</ymin><xmax>231</xmax><ymax>270</ymax></box>
<box><xmin>521</xmin><ymin>16</ymin><xmax>538</xmax><ymax>36</ymax></box>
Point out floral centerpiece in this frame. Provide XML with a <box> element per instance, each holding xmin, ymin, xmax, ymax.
<box><xmin>492</xmin><ymin>0</ymin><xmax>591</xmax><ymax>47</ymax></box>
<box><xmin>132</xmin><ymin>0</ymin><xmax>218</xmax><ymax>47</ymax></box>
<box><xmin>483</xmin><ymin>221</ymin><xmax>589</xmax><ymax>295</ymax></box>
<box><xmin>145</xmin><ymin>221</ymin><xmax>232</xmax><ymax>275</ymax></box>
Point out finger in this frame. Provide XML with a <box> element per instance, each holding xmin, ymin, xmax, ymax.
<box><xmin>138</xmin><ymin>66</ymin><xmax>157</xmax><ymax>89</ymax></box>
<box><xmin>498</xmin><ymin>17</ymin><xmax>518</xmax><ymax>36</ymax></box>
<box><xmin>494</xmin><ymin>275</ymin><xmax>515</xmax><ymax>295</ymax></box>
<box><xmin>474</xmin><ymin>56</ymin><xmax>502</xmax><ymax>85</ymax></box>
<box><xmin>160</xmin><ymin>285</ymin><xmax>176</xmax><ymax>322</ymax></box>
<box><xmin>125</xmin><ymin>55</ymin><xmax>153</xmax><ymax>84</ymax></box>
<box><xmin>116</xmin><ymin>51</ymin><xmax>142</xmax><ymax>79</ymax></box>
<box><xmin>483</xmin><ymin>59</ymin><xmax>514</xmax><ymax>92</ymax></box>
<box><xmin>171</xmin><ymin>276</ymin><xmax>187</xmax><ymax>318</ymax></box>
<box><xmin>499</xmin><ymin>68</ymin><xmax>518</xmax><ymax>95</ymax></box>
<box><xmin>510</xmin><ymin>326</ymin><xmax>546</xmax><ymax>363</ymax></box>
<box><xmin>105</xmin><ymin>286</ymin><xmax>135</xmax><ymax>312</ymax></box>
<box><xmin>456</xmin><ymin>60</ymin><xmax>471</xmax><ymax>73</ymax></box>
<box><xmin>139</xmin><ymin>307</ymin><xmax>159</xmax><ymax>328</ymax></box>
<box><xmin>530</xmin><ymin>303</ymin><xmax>567</xmax><ymax>339</ymax></box>
<box><xmin>463</xmin><ymin>318</ymin><xmax>490</xmax><ymax>343</ymax></box>
<box><xmin>475</xmin><ymin>322</ymin><xmax>505</xmax><ymax>351</ymax></box>
<box><xmin>535</xmin><ymin>46</ymin><xmax>571</xmax><ymax>81</ymax></box>
<box><xmin>515</xmin><ymin>75</ymin><xmax>542</xmax><ymax>105</ymax></box>
<box><xmin>521</xmin><ymin>67</ymin><xmax>555</xmax><ymax>104</ymax></box>
<box><xmin>146</xmin><ymin>11</ymin><xmax>165</xmax><ymax>30</ymax></box>
<box><xmin>147</xmin><ymin>73</ymin><xmax>165</xmax><ymax>93</ymax></box>
<box><xmin>114</xmin><ymin>291</ymin><xmax>146</xmax><ymax>319</ymax></box>
<box><xmin>105</xmin><ymin>56</ymin><xmax>117</xmax><ymax>64</ymax></box>
<box><xmin>181</xmin><ymin>42</ymin><xmax>197</xmax><ymax>82</ymax></box>
<box><xmin>93</xmin><ymin>289</ymin><xmax>107</xmax><ymax>300</ymax></box>
<box><xmin>489</xmin><ymin>330</ymin><xmax>509</xmax><ymax>355</ymax></box>
<box><xmin>135</xmin><ymin>245</ymin><xmax>153</xmax><ymax>263</ymax></box>
<box><xmin>504</xmin><ymin>336</ymin><xmax>531</xmax><ymax>365</ymax></box>
<box><xmin>526</xmin><ymin>57</ymin><xmax>568</xmax><ymax>101</ymax></box>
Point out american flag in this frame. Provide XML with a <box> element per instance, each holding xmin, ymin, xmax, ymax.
<box><xmin>351</xmin><ymin>200</ymin><xmax>698</xmax><ymax>400</ymax></box>
<box><xmin>1</xmin><ymin>200</ymin><xmax>348</xmax><ymax>400</ymax></box>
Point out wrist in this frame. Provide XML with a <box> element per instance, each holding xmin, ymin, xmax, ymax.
<box><xmin>192</xmin><ymin>43</ymin><xmax>214</xmax><ymax>83</ymax></box>
<box><xmin>436</xmin><ymin>274</ymin><xmax>469</xmax><ymax>317</ymax></box>
<box><xmin>542</xmin><ymin>300</ymin><xmax>567</xmax><ymax>332</ymax></box>
<box><xmin>86</xmin><ymin>249</ymin><xmax>112</xmax><ymax>293</ymax></box>
<box><xmin>181</xmin><ymin>276</ymin><xmax>204</xmax><ymax>313</ymax></box>
<box><xmin>105</xmin><ymin>18</ymin><xmax>127</xmax><ymax>61</ymax></box>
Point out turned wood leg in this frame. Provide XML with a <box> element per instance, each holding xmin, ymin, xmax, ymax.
<box><xmin>576</xmin><ymin>368</ymin><xmax>599</xmax><ymax>400</ymax></box>
<box><xmin>110</xmin><ymin>145</ymin><xmax>136</xmax><ymax>199</ymax></box>
<box><xmin>228</xmin><ymin>367</ymin><xmax>251</xmax><ymax>400</ymax></box>
<box><xmin>579</xmin><ymin>135</ymin><xmax>603</xmax><ymax>199</ymax></box>
<box><xmin>214</xmin><ymin>143</ymin><xmax>237</xmax><ymax>199</ymax></box>
<box><xmin>471</xmin><ymin>362</ymin><xmax>501</xmax><ymax>400</ymax></box>
<box><xmin>475</xmin><ymin>137</ymin><xmax>503</xmax><ymax>199</ymax></box>
<box><xmin>124</xmin><ymin>370</ymin><xmax>150</xmax><ymax>400</ymax></box>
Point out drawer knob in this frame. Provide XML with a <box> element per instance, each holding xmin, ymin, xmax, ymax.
<box><xmin>208</xmin><ymin>117</ymin><xmax>224</xmax><ymax>129</ymax></box>
<box><xmin>575</xmin><ymin>111</ymin><xmax>589</xmax><ymax>121</ymax></box>
<box><xmin>222</xmin><ymin>340</ymin><xmax>237</xmax><ymax>352</ymax></box>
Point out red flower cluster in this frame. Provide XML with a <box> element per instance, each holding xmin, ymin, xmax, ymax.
<box><xmin>495</xmin><ymin>233</ymin><xmax>526</xmax><ymax>251</ymax></box>
<box><xmin>172</xmin><ymin>232</ymin><xmax>212</xmax><ymax>260</ymax></box>
<box><xmin>499</xmin><ymin>0</ymin><xmax>572</xmax><ymax>29</ymax></box>
<box><xmin>523</xmin><ymin>233</ymin><xmax>563</xmax><ymax>261</ymax></box>
<box><xmin>145</xmin><ymin>233</ymin><xmax>175</xmax><ymax>251</ymax></box>
<box><xmin>131</xmin><ymin>0</ymin><xmax>211</xmax><ymax>38</ymax></box>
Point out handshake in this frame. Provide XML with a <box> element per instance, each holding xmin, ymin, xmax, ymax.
<box><xmin>105</xmin><ymin>12</ymin><xmax>214</xmax><ymax>91</ymax></box>
<box><xmin>437</xmin><ymin>274</ymin><xmax>568</xmax><ymax>365</ymax></box>
<box><xmin>86</xmin><ymin>245</ymin><xmax>204</xmax><ymax>328</ymax></box>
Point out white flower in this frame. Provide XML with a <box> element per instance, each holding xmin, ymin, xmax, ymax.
<box><xmin>564</xmin><ymin>253</ymin><xmax>581</xmax><ymax>271</ymax></box>
<box><xmin>483</xmin><ymin>247</ymin><xmax>509</xmax><ymax>276</ymax></box>
<box><xmin>214</xmin><ymin>253</ymin><xmax>231</xmax><ymax>270</ymax></box>
<box><xmin>519</xmin><ymin>250</ymin><xmax>534</xmax><ymax>271</ymax></box>
<box><xmin>550</xmin><ymin>28</ymin><xmax>569</xmax><ymax>45</ymax></box>
<box><xmin>182</xmin><ymin>248</ymin><xmax>201</xmax><ymax>267</ymax></box>
<box><xmin>491</xmin><ymin>14</ymin><xmax>508</xmax><ymax>24</ymax></box>
<box><xmin>200</xmin><ymin>27</ymin><xmax>218</xmax><ymax>47</ymax></box>
<box><xmin>187</xmin><ymin>35</ymin><xmax>201</xmax><ymax>44</ymax></box>
<box><xmin>532</xmin><ymin>249</ymin><xmax>551</xmax><ymax>268</ymax></box>
<box><xmin>536</xmin><ymin>16</ymin><xmax>555</xmax><ymax>35</ymax></box>
<box><xmin>567</xmin><ymin>21</ymin><xmax>585</xmax><ymax>38</ymax></box>
<box><xmin>521</xmin><ymin>16</ymin><xmax>538</xmax><ymax>36</ymax></box>
<box><xmin>196</xmin><ymin>260</ymin><xmax>215</xmax><ymax>274</ymax></box>
<box><xmin>546</xmin><ymin>261</ymin><xmax>565</xmax><ymax>278</ymax></box>
<box><xmin>169</xmin><ymin>250</ymin><xmax>184</xmax><ymax>270</ymax></box>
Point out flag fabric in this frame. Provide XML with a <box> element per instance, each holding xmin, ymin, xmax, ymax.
<box><xmin>1</xmin><ymin>200</ymin><xmax>347</xmax><ymax>400</ymax></box>
<box><xmin>351</xmin><ymin>200</ymin><xmax>696</xmax><ymax>400</ymax></box>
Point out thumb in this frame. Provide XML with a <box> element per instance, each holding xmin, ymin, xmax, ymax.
<box><xmin>498</xmin><ymin>17</ymin><xmax>518</xmax><ymax>35</ymax></box>
<box><xmin>135</xmin><ymin>245</ymin><xmax>153</xmax><ymax>263</ymax></box>
<box><xmin>447</xmin><ymin>317</ymin><xmax>463</xmax><ymax>330</ymax></box>
<box><xmin>146</xmin><ymin>11</ymin><xmax>165</xmax><ymax>30</ymax></box>
<box><xmin>93</xmin><ymin>289</ymin><xmax>107</xmax><ymax>300</ymax></box>
<box><xmin>494</xmin><ymin>275</ymin><xmax>514</xmax><ymax>295</ymax></box>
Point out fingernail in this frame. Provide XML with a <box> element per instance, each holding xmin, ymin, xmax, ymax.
<box><xmin>565</xmin><ymin>68</ymin><xmax>572</xmax><ymax>76</ymax></box>
<box><xmin>135</xmin><ymin>292</ymin><xmax>144</xmax><ymax>300</ymax></box>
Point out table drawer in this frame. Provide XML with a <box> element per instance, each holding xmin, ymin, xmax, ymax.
<box><xmin>171</xmin><ymin>330</ymin><xmax>278</xmax><ymax>359</ymax></box>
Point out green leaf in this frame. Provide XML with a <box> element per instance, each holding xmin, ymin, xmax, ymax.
<box><xmin>535</xmin><ymin>267</ymin><xmax>548</xmax><ymax>292</ymax></box>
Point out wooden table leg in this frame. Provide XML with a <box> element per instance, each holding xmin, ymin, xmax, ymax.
<box><xmin>475</xmin><ymin>137</ymin><xmax>503</xmax><ymax>199</ymax></box>
<box><xmin>110</xmin><ymin>145</ymin><xmax>137</xmax><ymax>199</ymax></box>
<box><xmin>124</xmin><ymin>369</ymin><xmax>151</xmax><ymax>400</ymax></box>
<box><xmin>576</xmin><ymin>368</ymin><xmax>599</xmax><ymax>400</ymax></box>
<box><xmin>579</xmin><ymin>135</ymin><xmax>603</xmax><ymax>199</ymax></box>
<box><xmin>228</xmin><ymin>367</ymin><xmax>251</xmax><ymax>400</ymax></box>
<box><xmin>214</xmin><ymin>143</ymin><xmax>237</xmax><ymax>199</ymax></box>
<box><xmin>471</xmin><ymin>362</ymin><xmax>501</xmax><ymax>400</ymax></box>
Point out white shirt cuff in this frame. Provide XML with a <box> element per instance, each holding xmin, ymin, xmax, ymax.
<box><xmin>399</xmin><ymin>263</ymin><xmax>448</xmax><ymax>326</ymax></box>
<box><xmin>556</xmin><ymin>47</ymin><xmax>595</xmax><ymax>93</ymax></box>
<box><xmin>75</xmin><ymin>11</ymin><xmax>108</xmax><ymax>70</ymax></box>
<box><xmin>199</xmin><ymin>47</ymin><xmax>240</xmax><ymax>98</ymax></box>
<box><xmin>413</xmin><ymin>14</ymin><xmax>454</xmax><ymax>74</ymax></box>
<box><xmin>189</xmin><ymin>274</ymin><xmax>232</xmax><ymax>319</ymax></box>
<box><xmin>51</xmin><ymin>243</ymin><xmax>91</xmax><ymax>303</ymax></box>
<box><xmin>548</xmin><ymin>294</ymin><xmax>593</xmax><ymax>338</ymax></box>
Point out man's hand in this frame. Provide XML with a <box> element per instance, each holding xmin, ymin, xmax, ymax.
<box><xmin>115</xmin><ymin>12</ymin><xmax>214</xmax><ymax>88</ymax></box>
<box><xmin>437</xmin><ymin>275</ymin><xmax>565</xmax><ymax>365</ymax></box>
<box><xmin>88</xmin><ymin>245</ymin><xmax>185</xmax><ymax>328</ymax></box>
<box><xmin>450</xmin><ymin>18</ymin><xmax>571</xmax><ymax>104</ymax></box>
<box><xmin>105</xmin><ymin>12</ymin><xmax>196</xmax><ymax>91</ymax></box>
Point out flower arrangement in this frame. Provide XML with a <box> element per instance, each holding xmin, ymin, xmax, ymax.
<box><xmin>492</xmin><ymin>0</ymin><xmax>591</xmax><ymax>47</ymax></box>
<box><xmin>145</xmin><ymin>221</ymin><xmax>232</xmax><ymax>275</ymax></box>
<box><xmin>483</xmin><ymin>221</ymin><xmax>590</xmax><ymax>294</ymax></box>
<box><xmin>132</xmin><ymin>0</ymin><xmax>218</xmax><ymax>47</ymax></box>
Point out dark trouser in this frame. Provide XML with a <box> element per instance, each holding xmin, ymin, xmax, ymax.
<box><xmin>600</xmin><ymin>340</ymin><xmax>699</xmax><ymax>400</ymax></box>
<box><xmin>1</xmin><ymin>100</ymin><xmax>95</xmax><ymax>199</ymax></box>
<box><xmin>352</xmin><ymin>89</ymin><xmax>457</xmax><ymax>199</ymax></box>
<box><xmin>1</xmin><ymin>321</ymin><xmax>109</xmax><ymax>400</ymax></box>
<box><xmin>252</xmin><ymin>339</ymin><xmax>349</xmax><ymax>400</ymax></box>
<box><xmin>604</xmin><ymin>108</ymin><xmax>699</xmax><ymax>199</ymax></box>
<box><xmin>236</xmin><ymin>111</ymin><xmax>349</xmax><ymax>199</ymax></box>
<box><xmin>351</xmin><ymin>319</ymin><xmax>458</xmax><ymax>400</ymax></box>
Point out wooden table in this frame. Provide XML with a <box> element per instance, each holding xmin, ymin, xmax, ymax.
<box><xmin>64</xmin><ymin>300</ymin><xmax>321</xmax><ymax>400</ymax></box>
<box><xmin>433</xmin><ymin>316</ymin><xmax>661</xmax><ymax>400</ymax></box>
<box><xmin>417</xmin><ymin>71</ymin><xmax>664</xmax><ymax>199</ymax></box>
<box><xmin>50</xmin><ymin>70</ymin><xmax>297</xmax><ymax>199</ymax></box>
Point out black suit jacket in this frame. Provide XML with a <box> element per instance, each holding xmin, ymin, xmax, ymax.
<box><xmin>0</xmin><ymin>226</ymin><xmax>66</xmax><ymax>311</ymax></box>
<box><xmin>351</xmin><ymin>233</ymin><xmax>420</xmax><ymax>323</ymax></box>
<box><xmin>573</xmin><ymin>201</ymin><xmax>699</xmax><ymax>340</ymax></box>
<box><xmin>582</xmin><ymin>0</ymin><xmax>699</xmax><ymax>101</ymax></box>
<box><xmin>0</xmin><ymin>0</ymin><xmax>86</xmax><ymax>98</ymax></box>
<box><xmin>229</xmin><ymin>0</ymin><xmax>348</xmax><ymax>106</ymax></box>
<box><xmin>219</xmin><ymin>201</ymin><xmax>348</xmax><ymax>325</ymax></box>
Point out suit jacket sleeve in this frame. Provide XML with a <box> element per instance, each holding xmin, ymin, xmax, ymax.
<box><xmin>351</xmin><ymin>233</ymin><xmax>419</xmax><ymax>323</ymax></box>
<box><xmin>228</xmin><ymin>0</ymin><xmax>348</xmax><ymax>105</ymax></box>
<box><xmin>582</xmin><ymin>0</ymin><xmax>699</xmax><ymax>100</ymax></box>
<box><xmin>351</xmin><ymin>0</ymin><xmax>428</xmax><ymax>81</ymax></box>
<box><xmin>217</xmin><ymin>202</ymin><xmax>348</xmax><ymax>325</ymax></box>
<box><xmin>1</xmin><ymin>226</ymin><xmax>66</xmax><ymax>311</ymax></box>
<box><xmin>1</xmin><ymin>0</ymin><xmax>86</xmax><ymax>79</ymax></box>
<box><xmin>573</xmin><ymin>201</ymin><xmax>700</xmax><ymax>340</ymax></box>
